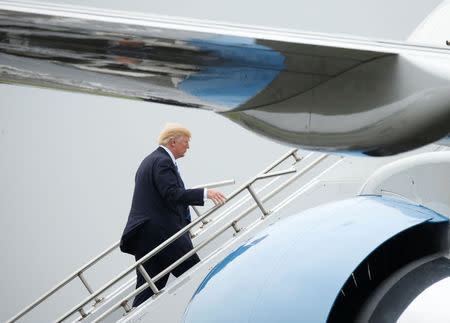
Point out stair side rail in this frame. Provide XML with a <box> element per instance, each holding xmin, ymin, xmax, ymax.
<box><xmin>5</xmin><ymin>180</ymin><xmax>234</xmax><ymax>323</ymax></box>
<box><xmin>93</xmin><ymin>152</ymin><xmax>331</xmax><ymax>322</ymax></box>
<box><xmin>7</xmin><ymin>149</ymin><xmax>303</xmax><ymax>323</ymax></box>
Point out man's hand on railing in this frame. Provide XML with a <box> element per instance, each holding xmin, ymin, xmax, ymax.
<box><xmin>207</xmin><ymin>189</ymin><xmax>227</xmax><ymax>205</ymax></box>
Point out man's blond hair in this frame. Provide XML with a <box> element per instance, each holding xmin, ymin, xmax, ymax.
<box><xmin>158</xmin><ymin>123</ymin><xmax>191</xmax><ymax>146</ymax></box>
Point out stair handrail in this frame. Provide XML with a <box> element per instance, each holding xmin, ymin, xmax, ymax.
<box><xmin>94</xmin><ymin>152</ymin><xmax>332</xmax><ymax>323</ymax></box>
<box><xmin>7</xmin><ymin>149</ymin><xmax>300</xmax><ymax>323</ymax></box>
<box><xmin>54</xmin><ymin>149</ymin><xmax>299</xmax><ymax>322</ymax></box>
<box><xmin>5</xmin><ymin>179</ymin><xmax>234</xmax><ymax>323</ymax></box>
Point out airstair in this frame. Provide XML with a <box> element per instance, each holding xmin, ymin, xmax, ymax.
<box><xmin>9</xmin><ymin>146</ymin><xmax>443</xmax><ymax>323</ymax></box>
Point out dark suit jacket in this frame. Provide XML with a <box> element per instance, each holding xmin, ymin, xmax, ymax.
<box><xmin>120</xmin><ymin>146</ymin><xmax>204</xmax><ymax>255</ymax></box>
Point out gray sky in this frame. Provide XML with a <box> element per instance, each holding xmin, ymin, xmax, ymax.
<box><xmin>0</xmin><ymin>0</ymin><xmax>443</xmax><ymax>321</ymax></box>
<box><xmin>44</xmin><ymin>0</ymin><xmax>441</xmax><ymax>40</ymax></box>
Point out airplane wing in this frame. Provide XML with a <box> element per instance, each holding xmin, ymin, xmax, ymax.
<box><xmin>1</xmin><ymin>1</ymin><xmax>449</xmax><ymax>155</ymax></box>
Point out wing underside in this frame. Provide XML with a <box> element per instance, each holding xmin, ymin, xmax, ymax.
<box><xmin>0</xmin><ymin>2</ymin><xmax>390</xmax><ymax>110</ymax></box>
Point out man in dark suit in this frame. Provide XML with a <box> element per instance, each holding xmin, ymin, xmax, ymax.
<box><xmin>120</xmin><ymin>123</ymin><xmax>226</xmax><ymax>307</ymax></box>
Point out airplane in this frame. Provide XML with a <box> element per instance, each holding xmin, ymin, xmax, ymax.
<box><xmin>1</xmin><ymin>0</ymin><xmax>449</xmax><ymax>322</ymax></box>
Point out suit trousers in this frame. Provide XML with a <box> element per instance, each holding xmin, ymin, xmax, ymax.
<box><xmin>132</xmin><ymin>220</ymin><xmax>200</xmax><ymax>307</ymax></box>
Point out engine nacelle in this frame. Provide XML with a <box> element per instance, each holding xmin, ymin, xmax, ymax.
<box><xmin>182</xmin><ymin>196</ymin><xmax>449</xmax><ymax>322</ymax></box>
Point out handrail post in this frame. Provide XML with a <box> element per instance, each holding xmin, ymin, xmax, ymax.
<box><xmin>192</xmin><ymin>206</ymin><xmax>201</xmax><ymax>218</ymax></box>
<box><xmin>247</xmin><ymin>184</ymin><xmax>270</xmax><ymax>217</ymax></box>
<box><xmin>190</xmin><ymin>206</ymin><xmax>207</xmax><ymax>238</ymax></box>
<box><xmin>231</xmin><ymin>220</ymin><xmax>241</xmax><ymax>234</ymax></box>
<box><xmin>121</xmin><ymin>300</ymin><xmax>132</xmax><ymax>314</ymax></box>
<box><xmin>78</xmin><ymin>272</ymin><xmax>103</xmax><ymax>305</ymax></box>
<box><xmin>137</xmin><ymin>264</ymin><xmax>160</xmax><ymax>295</ymax></box>
<box><xmin>192</xmin><ymin>206</ymin><xmax>210</xmax><ymax>226</ymax></box>
<box><xmin>78</xmin><ymin>307</ymin><xmax>88</xmax><ymax>318</ymax></box>
<box><xmin>292</xmin><ymin>150</ymin><xmax>302</xmax><ymax>163</ymax></box>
